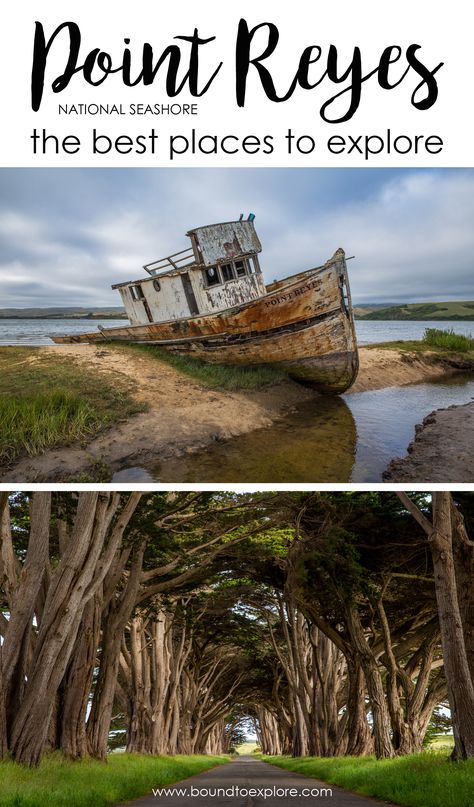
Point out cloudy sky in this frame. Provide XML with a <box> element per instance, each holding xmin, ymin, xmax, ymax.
<box><xmin>0</xmin><ymin>168</ymin><xmax>473</xmax><ymax>308</ymax></box>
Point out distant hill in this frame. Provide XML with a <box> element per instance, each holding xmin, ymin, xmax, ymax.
<box><xmin>353</xmin><ymin>304</ymin><xmax>395</xmax><ymax>317</ymax></box>
<box><xmin>0</xmin><ymin>307</ymin><xmax>127</xmax><ymax>319</ymax></box>
<box><xmin>2</xmin><ymin>302</ymin><xmax>473</xmax><ymax>322</ymax></box>
<box><xmin>356</xmin><ymin>301</ymin><xmax>474</xmax><ymax>321</ymax></box>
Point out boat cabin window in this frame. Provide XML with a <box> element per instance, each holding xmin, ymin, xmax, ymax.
<box><xmin>153</xmin><ymin>280</ymin><xmax>161</xmax><ymax>292</ymax></box>
<box><xmin>221</xmin><ymin>263</ymin><xmax>234</xmax><ymax>282</ymax></box>
<box><xmin>248</xmin><ymin>255</ymin><xmax>260</xmax><ymax>274</ymax></box>
<box><xmin>130</xmin><ymin>284</ymin><xmax>145</xmax><ymax>301</ymax></box>
<box><xmin>203</xmin><ymin>256</ymin><xmax>259</xmax><ymax>288</ymax></box>
<box><xmin>205</xmin><ymin>266</ymin><xmax>220</xmax><ymax>286</ymax></box>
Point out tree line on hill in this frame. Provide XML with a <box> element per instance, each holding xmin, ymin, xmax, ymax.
<box><xmin>1</xmin><ymin>491</ymin><xmax>473</xmax><ymax>767</ymax></box>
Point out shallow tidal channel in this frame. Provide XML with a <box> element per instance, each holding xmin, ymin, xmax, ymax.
<box><xmin>113</xmin><ymin>373</ymin><xmax>474</xmax><ymax>483</ymax></box>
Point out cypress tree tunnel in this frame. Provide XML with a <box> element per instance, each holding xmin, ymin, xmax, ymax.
<box><xmin>1</xmin><ymin>490</ymin><xmax>474</xmax><ymax>768</ymax></box>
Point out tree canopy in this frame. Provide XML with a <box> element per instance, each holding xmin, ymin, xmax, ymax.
<box><xmin>1</xmin><ymin>491</ymin><xmax>472</xmax><ymax>766</ymax></box>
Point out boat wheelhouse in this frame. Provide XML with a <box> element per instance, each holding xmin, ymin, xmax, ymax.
<box><xmin>113</xmin><ymin>219</ymin><xmax>266</xmax><ymax>326</ymax></box>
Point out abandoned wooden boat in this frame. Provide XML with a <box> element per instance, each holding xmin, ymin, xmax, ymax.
<box><xmin>52</xmin><ymin>218</ymin><xmax>359</xmax><ymax>393</ymax></box>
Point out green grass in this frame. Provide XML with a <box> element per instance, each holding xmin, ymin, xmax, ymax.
<box><xmin>265</xmin><ymin>752</ymin><xmax>474</xmax><ymax>807</ymax></box>
<box><xmin>0</xmin><ymin>392</ymin><xmax>102</xmax><ymax>464</ymax></box>
<box><xmin>235</xmin><ymin>741</ymin><xmax>259</xmax><ymax>755</ymax></box>
<box><xmin>423</xmin><ymin>328</ymin><xmax>474</xmax><ymax>353</ymax></box>
<box><xmin>429</xmin><ymin>734</ymin><xmax>455</xmax><ymax>749</ymax></box>
<box><xmin>0</xmin><ymin>347</ymin><xmax>144</xmax><ymax>466</ymax></box>
<box><xmin>115</xmin><ymin>343</ymin><xmax>287</xmax><ymax>390</ymax></box>
<box><xmin>0</xmin><ymin>753</ymin><xmax>230</xmax><ymax>807</ymax></box>
<box><xmin>366</xmin><ymin>328</ymin><xmax>474</xmax><ymax>358</ymax></box>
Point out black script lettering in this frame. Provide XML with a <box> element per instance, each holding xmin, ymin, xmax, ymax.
<box><xmin>235</xmin><ymin>19</ymin><xmax>280</xmax><ymax>106</ymax></box>
<box><xmin>319</xmin><ymin>45</ymin><xmax>364</xmax><ymax>123</ymax></box>
<box><xmin>31</xmin><ymin>21</ymin><xmax>81</xmax><ymax>111</ymax></box>
<box><xmin>377</xmin><ymin>46</ymin><xmax>410</xmax><ymax>89</ymax></box>
<box><xmin>406</xmin><ymin>44</ymin><xmax>443</xmax><ymax>110</ymax></box>
<box><xmin>174</xmin><ymin>31</ymin><xmax>222</xmax><ymax>95</ymax></box>
<box><xmin>235</xmin><ymin>19</ymin><xmax>444</xmax><ymax>123</ymax></box>
<box><xmin>31</xmin><ymin>21</ymin><xmax>222</xmax><ymax>110</ymax></box>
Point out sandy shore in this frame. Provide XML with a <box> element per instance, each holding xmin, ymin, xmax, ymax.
<box><xmin>349</xmin><ymin>346</ymin><xmax>471</xmax><ymax>392</ymax></box>
<box><xmin>2</xmin><ymin>344</ymin><xmax>471</xmax><ymax>482</ymax></box>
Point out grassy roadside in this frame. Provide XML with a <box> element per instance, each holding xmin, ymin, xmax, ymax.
<box><xmin>0</xmin><ymin>753</ymin><xmax>230</xmax><ymax>807</ymax></box>
<box><xmin>265</xmin><ymin>753</ymin><xmax>474</xmax><ymax>807</ymax></box>
<box><xmin>0</xmin><ymin>347</ymin><xmax>144</xmax><ymax>467</ymax></box>
<box><xmin>113</xmin><ymin>343</ymin><xmax>288</xmax><ymax>390</ymax></box>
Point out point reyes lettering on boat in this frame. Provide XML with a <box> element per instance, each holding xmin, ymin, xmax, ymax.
<box><xmin>30</xmin><ymin>20</ymin><xmax>443</xmax><ymax>120</ymax></box>
<box><xmin>264</xmin><ymin>280</ymin><xmax>321</xmax><ymax>308</ymax></box>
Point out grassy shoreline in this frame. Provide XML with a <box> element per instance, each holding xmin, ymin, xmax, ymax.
<box><xmin>265</xmin><ymin>753</ymin><xmax>474</xmax><ymax>807</ymax></box>
<box><xmin>366</xmin><ymin>328</ymin><xmax>474</xmax><ymax>357</ymax></box>
<box><xmin>114</xmin><ymin>342</ymin><xmax>288</xmax><ymax>390</ymax></box>
<box><xmin>0</xmin><ymin>347</ymin><xmax>144</xmax><ymax>467</ymax></box>
<box><xmin>0</xmin><ymin>753</ymin><xmax>230</xmax><ymax>807</ymax></box>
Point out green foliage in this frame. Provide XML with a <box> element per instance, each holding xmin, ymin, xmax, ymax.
<box><xmin>248</xmin><ymin>527</ymin><xmax>294</xmax><ymax>558</ymax></box>
<box><xmin>0</xmin><ymin>753</ymin><xmax>230</xmax><ymax>807</ymax></box>
<box><xmin>423</xmin><ymin>328</ymin><xmax>474</xmax><ymax>353</ymax></box>
<box><xmin>287</xmin><ymin>495</ymin><xmax>369</xmax><ymax>609</ymax></box>
<box><xmin>117</xmin><ymin>343</ymin><xmax>287</xmax><ymax>389</ymax></box>
<box><xmin>266</xmin><ymin>753</ymin><xmax>474</xmax><ymax>807</ymax></box>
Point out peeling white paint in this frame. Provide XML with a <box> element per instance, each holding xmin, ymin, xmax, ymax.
<box><xmin>116</xmin><ymin>220</ymin><xmax>265</xmax><ymax>326</ymax></box>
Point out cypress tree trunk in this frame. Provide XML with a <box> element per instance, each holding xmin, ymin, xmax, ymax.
<box><xmin>345</xmin><ymin>659</ymin><xmax>373</xmax><ymax>756</ymax></box>
<box><xmin>58</xmin><ymin>598</ymin><xmax>102</xmax><ymax>758</ymax></box>
<box><xmin>398</xmin><ymin>492</ymin><xmax>474</xmax><ymax>759</ymax></box>
<box><xmin>87</xmin><ymin>543</ymin><xmax>146</xmax><ymax>759</ymax></box>
<box><xmin>345</xmin><ymin>605</ymin><xmax>395</xmax><ymax>758</ymax></box>
<box><xmin>431</xmin><ymin>494</ymin><xmax>474</xmax><ymax>759</ymax></box>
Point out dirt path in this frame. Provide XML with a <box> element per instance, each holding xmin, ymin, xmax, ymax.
<box><xmin>384</xmin><ymin>401</ymin><xmax>474</xmax><ymax>482</ymax></box>
<box><xmin>2</xmin><ymin>344</ymin><xmax>469</xmax><ymax>482</ymax></box>
<box><xmin>116</xmin><ymin>756</ymin><xmax>391</xmax><ymax>807</ymax></box>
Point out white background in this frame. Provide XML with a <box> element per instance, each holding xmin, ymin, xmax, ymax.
<box><xmin>0</xmin><ymin>0</ymin><xmax>471</xmax><ymax>167</ymax></box>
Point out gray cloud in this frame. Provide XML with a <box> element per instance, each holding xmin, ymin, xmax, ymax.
<box><xmin>0</xmin><ymin>168</ymin><xmax>473</xmax><ymax>307</ymax></box>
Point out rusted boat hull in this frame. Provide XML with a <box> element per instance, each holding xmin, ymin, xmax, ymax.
<box><xmin>52</xmin><ymin>250</ymin><xmax>358</xmax><ymax>393</ymax></box>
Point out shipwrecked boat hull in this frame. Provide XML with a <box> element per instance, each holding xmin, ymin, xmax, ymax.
<box><xmin>52</xmin><ymin>250</ymin><xmax>358</xmax><ymax>394</ymax></box>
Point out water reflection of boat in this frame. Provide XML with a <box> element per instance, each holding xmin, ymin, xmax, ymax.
<box><xmin>52</xmin><ymin>218</ymin><xmax>359</xmax><ymax>394</ymax></box>
<box><xmin>147</xmin><ymin>396</ymin><xmax>357</xmax><ymax>484</ymax></box>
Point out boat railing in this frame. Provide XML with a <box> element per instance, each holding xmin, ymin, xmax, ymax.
<box><xmin>143</xmin><ymin>247</ymin><xmax>196</xmax><ymax>275</ymax></box>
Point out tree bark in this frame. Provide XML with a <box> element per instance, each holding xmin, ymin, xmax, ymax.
<box><xmin>431</xmin><ymin>494</ymin><xmax>474</xmax><ymax>759</ymax></box>
<box><xmin>345</xmin><ymin>659</ymin><xmax>373</xmax><ymax>756</ymax></box>
<box><xmin>1</xmin><ymin>494</ymin><xmax>51</xmax><ymax>755</ymax></box>
<box><xmin>398</xmin><ymin>492</ymin><xmax>474</xmax><ymax>759</ymax></box>
<box><xmin>87</xmin><ymin>542</ymin><xmax>146</xmax><ymax>759</ymax></box>
<box><xmin>58</xmin><ymin>597</ymin><xmax>102</xmax><ymax>758</ymax></box>
<box><xmin>345</xmin><ymin>604</ymin><xmax>395</xmax><ymax>758</ymax></box>
<box><xmin>8</xmin><ymin>492</ymin><xmax>141</xmax><ymax>766</ymax></box>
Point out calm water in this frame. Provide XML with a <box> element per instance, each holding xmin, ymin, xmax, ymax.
<box><xmin>0</xmin><ymin>318</ymin><xmax>472</xmax><ymax>345</ymax></box>
<box><xmin>0</xmin><ymin>318</ymin><xmax>126</xmax><ymax>345</ymax></box>
<box><xmin>355</xmin><ymin>320</ymin><xmax>473</xmax><ymax>344</ymax></box>
<box><xmin>113</xmin><ymin>374</ymin><xmax>474</xmax><ymax>483</ymax></box>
